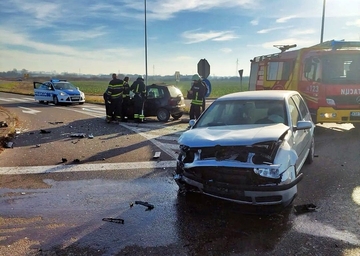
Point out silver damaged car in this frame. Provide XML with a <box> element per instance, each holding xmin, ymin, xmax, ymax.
<box><xmin>175</xmin><ymin>90</ymin><xmax>315</xmax><ymax>208</ymax></box>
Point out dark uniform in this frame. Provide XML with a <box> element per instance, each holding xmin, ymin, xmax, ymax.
<box><xmin>106</xmin><ymin>74</ymin><xmax>124</xmax><ymax>123</ymax></box>
<box><xmin>189</xmin><ymin>77</ymin><xmax>206</xmax><ymax>120</ymax></box>
<box><xmin>130</xmin><ymin>76</ymin><xmax>146</xmax><ymax>122</ymax></box>
<box><xmin>121</xmin><ymin>76</ymin><xmax>130</xmax><ymax>122</ymax></box>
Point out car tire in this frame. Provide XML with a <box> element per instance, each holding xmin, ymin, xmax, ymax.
<box><xmin>171</xmin><ymin>113</ymin><xmax>183</xmax><ymax>120</ymax></box>
<box><xmin>157</xmin><ymin>108</ymin><xmax>170</xmax><ymax>122</ymax></box>
<box><xmin>79</xmin><ymin>102</ymin><xmax>84</xmax><ymax>105</ymax></box>
<box><xmin>53</xmin><ymin>96</ymin><xmax>59</xmax><ymax>105</ymax></box>
<box><xmin>39</xmin><ymin>100</ymin><xmax>44</xmax><ymax>104</ymax></box>
<box><xmin>305</xmin><ymin>137</ymin><xmax>315</xmax><ymax>164</ymax></box>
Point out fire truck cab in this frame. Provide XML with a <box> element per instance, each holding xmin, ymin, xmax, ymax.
<box><xmin>249</xmin><ymin>40</ymin><xmax>360</xmax><ymax>126</ymax></box>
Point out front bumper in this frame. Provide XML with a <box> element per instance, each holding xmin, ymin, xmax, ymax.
<box><xmin>174</xmin><ymin>167</ymin><xmax>303</xmax><ymax>206</ymax></box>
<box><xmin>58</xmin><ymin>95</ymin><xmax>85</xmax><ymax>103</ymax></box>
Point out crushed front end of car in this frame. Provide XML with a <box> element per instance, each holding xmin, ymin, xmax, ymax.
<box><xmin>174</xmin><ymin>125</ymin><xmax>303</xmax><ymax>207</ymax></box>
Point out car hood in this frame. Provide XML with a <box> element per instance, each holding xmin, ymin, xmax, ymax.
<box><xmin>60</xmin><ymin>89</ymin><xmax>80</xmax><ymax>95</ymax></box>
<box><xmin>178</xmin><ymin>123</ymin><xmax>289</xmax><ymax>147</ymax></box>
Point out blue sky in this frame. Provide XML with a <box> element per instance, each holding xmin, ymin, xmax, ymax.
<box><xmin>0</xmin><ymin>0</ymin><xmax>359</xmax><ymax>77</ymax></box>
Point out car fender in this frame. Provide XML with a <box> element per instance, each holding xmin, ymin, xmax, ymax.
<box><xmin>274</xmin><ymin>141</ymin><xmax>298</xmax><ymax>170</ymax></box>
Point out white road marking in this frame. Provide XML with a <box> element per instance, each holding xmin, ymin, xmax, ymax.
<box><xmin>0</xmin><ymin>97</ymin><xmax>13</xmax><ymax>102</ymax></box>
<box><xmin>18</xmin><ymin>106</ymin><xmax>41</xmax><ymax>114</ymax></box>
<box><xmin>0</xmin><ymin>161</ymin><xmax>176</xmax><ymax>175</ymax></box>
<box><xmin>121</xmin><ymin>123</ymin><xmax>179</xmax><ymax>159</ymax></box>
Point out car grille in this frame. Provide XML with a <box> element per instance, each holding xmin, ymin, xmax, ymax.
<box><xmin>70</xmin><ymin>96</ymin><xmax>80</xmax><ymax>101</ymax></box>
<box><xmin>184</xmin><ymin>166</ymin><xmax>279</xmax><ymax>186</ymax></box>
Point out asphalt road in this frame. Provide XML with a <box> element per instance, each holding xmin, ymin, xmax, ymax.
<box><xmin>0</xmin><ymin>92</ymin><xmax>360</xmax><ymax>256</ymax></box>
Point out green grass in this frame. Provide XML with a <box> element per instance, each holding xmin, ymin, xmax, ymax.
<box><xmin>0</xmin><ymin>78</ymin><xmax>250</xmax><ymax>101</ymax></box>
<box><xmin>72</xmin><ymin>78</ymin><xmax>250</xmax><ymax>99</ymax></box>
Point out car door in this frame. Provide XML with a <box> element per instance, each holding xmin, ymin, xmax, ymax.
<box><xmin>287</xmin><ymin>96</ymin><xmax>310</xmax><ymax>169</ymax></box>
<box><xmin>34</xmin><ymin>82</ymin><xmax>52</xmax><ymax>102</ymax></box>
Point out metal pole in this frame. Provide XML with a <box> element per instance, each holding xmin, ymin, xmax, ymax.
<box><xmin>144</xmin><ymin>0</ymin><xmax>148</xmax><ymax>86</ymax></box>
<box><xmin>320</xmin><ymin>0</ymin><xmax>326</xmax><ymax>43</ymax></box>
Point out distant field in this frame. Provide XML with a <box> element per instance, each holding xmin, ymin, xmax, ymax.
<box><xmin>0</xmin><ymin>78</ymin><xmax>250</xmax><ymax>103</ymax></box>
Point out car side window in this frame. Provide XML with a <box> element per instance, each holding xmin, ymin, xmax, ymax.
<box><xmin>291</xmin><ymin>94</ymin><xmax>309</xmax><ymax>119</ymax></box>
<box><xmin>288</xmin><ymin>98</ymin><xmax>301</xmax><ymax>127</ymax></box>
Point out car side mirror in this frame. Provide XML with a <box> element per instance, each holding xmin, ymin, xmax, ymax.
<box><xmin>188</xmin><ymin>119</ymin><xmax>196</xmax><ymax>128</ymax></box>
<box><xmin>294</xmin><ymin>120</ymin><xmax>313</xmax><ymax>131</ymax></box>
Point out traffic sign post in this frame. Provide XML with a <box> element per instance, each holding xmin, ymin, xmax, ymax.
<box><xmin>197</xmin><ymin>59</ymin><xmax>210</xmax><ymax>79</ymax></box>
<box><xmin>238</xmin><ymin>69</ymin><xmax>243</xmax><ymax>92</ymax></box>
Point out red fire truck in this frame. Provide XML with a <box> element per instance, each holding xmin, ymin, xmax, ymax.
<box><xmin>248</xmin><ymin>40</ymin><xmax>360</xmax><ymax>126</ymax></box>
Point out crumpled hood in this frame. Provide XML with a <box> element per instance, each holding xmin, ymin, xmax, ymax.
<box><xmin>61</xmin><ymin>89</ymin><xmax>80</xmax><ymax>95</ymax></box>
<box><xmin>178</xmin><ymin>123</ymin><xmax>289</xmax><ymax>147</ymax></box>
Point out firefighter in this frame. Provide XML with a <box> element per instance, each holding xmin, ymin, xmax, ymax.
<box><xmin>130</xmin><ymin>76</ymin><xmax>146</xmax><ymax>123</ymax></box>
<box><xmin>106</xmin><ymin>73</ymin><xmax>124</xmax><ymax>123</ymax></box>
<box><xmin>121</xmin><ymin>76</ymin><xmax>131</xmax><ymax>122</ymax></box>
<box><xmin>188</xmin><ymin>74</ymin><xmax>206</xmax><ymax>120</ymax></box>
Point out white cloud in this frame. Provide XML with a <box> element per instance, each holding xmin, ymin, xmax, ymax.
<box><xmin>276</xmin><ymin>15</ymin><xmax>297</xmax><ymax>23</ymax></box>
<box><xmin>250</xmin><ymin>19</ymin><xmax>259</xmax><ymax>26</ymax></box>
<box><xmin>220</xmin><ymin>48</ymin><xmax>232</xmax><ymax>53</ymax></box>
<box><xmin>346</xmin><ymin>19</ymin><xmax>360</xmax><ymax>27</ymax></box>
<box><xmin>257</xmin><ymin>26</ymin><xmax>291</xmax><ymax>34</ymax></box>
<box><xmin>182</xmin><ymin>30</ymin><xmax>238</xmax><ymax>44</ymax></box>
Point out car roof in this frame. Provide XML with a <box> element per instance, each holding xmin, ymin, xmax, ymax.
<box><xmin>217</xmin><ymin>90</ymin><xmax>299</xmax><ymax>101</ymax></box>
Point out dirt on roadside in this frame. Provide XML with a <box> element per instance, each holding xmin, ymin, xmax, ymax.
<box><xmin>0</xmin><ymin>106</ymin><xmax>18</xmax><ymax>153</ymax></box>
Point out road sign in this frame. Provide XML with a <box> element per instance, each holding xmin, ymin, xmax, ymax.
<box><xmin>202</xmin><ymin>78</ymin><xmax>211</xmax><ymax>97</ymax></box>
<box><xmin>197</xmin><ymin>59</ymin><xmax>210</xmax><ymax>78</ymax></box>
<box><xmin>175</xmin><ymin>71</ymin><xmax>180</xmax><ymax>82</ymax></box>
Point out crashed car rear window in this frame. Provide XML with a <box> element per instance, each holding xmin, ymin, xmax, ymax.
<box><xmin>195</xmin><ymin>99</ymin><xmax>288</xmax><ymax>127</ymax></box>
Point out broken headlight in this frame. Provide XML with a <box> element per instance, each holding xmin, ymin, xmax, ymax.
<box><xmin>254</xmin><ymin>167</ymin><xmax>280</xmax><ymax>179</ymax></box>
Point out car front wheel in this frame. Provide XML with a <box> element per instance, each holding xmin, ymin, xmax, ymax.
<box><xmin>53</xmin><ymin>96</ymin><xmax>59</xmax><ymax>105</ymax></box>
<box><xmin>157</xmin><ymin>108</ymin><xmax>170</xmax><ymax>122</ymax></box>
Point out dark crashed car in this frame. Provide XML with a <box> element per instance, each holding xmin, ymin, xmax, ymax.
<box><xmin>128</xmin><ymin>83</ymin><xmax>185</xmax><ymax>122</ymax></box>
<box><xmin>174</xmin><ymin>90</ymin><xmax>315</xmax><ymax>209</ymax></box>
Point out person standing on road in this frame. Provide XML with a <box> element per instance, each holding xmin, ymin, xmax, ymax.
<box><xmin>106</xmin><ymin>73</ymin><xmax>124</xmax><ymax>123</ymax></box>
<box><xmin>188</xmin><ymin>74</ymin><xmax>206</xmax><ymax>120</ymax></box>
<box><xmin>121</xmin><ymin>76</ymin><xmax>131</xmax><ymax>122</ymax></box>
<box><xmin>130</xmin><ymin>76</ymin><xmax>146</xmax><ymax>123</ymax></box>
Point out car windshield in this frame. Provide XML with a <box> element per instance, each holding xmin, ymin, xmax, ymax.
<box><xmin>195</xmin><ymin>99</ymin><xmax>287</xmax><ymax>127</ymax></box>
<box><xmin>53</xmin><ymin>82</ymin><xmax>77</xmax><ymax>90</ymax></box>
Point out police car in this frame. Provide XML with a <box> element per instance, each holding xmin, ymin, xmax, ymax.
<box><xmin>33</xmin><ymin>79</ymin><xmax>85</xmax><ymax>105</ymax></box>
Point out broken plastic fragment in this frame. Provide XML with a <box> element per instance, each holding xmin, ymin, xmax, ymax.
<box><xmin>135</xmin><ymin>201</ymin><xmax>154</xmax><ymax>211</ymax></box>
<box><xmin>88</xmin><ymin>134</ymin><xmax>94</xmax><ymax>139</ymax></box>
<box><xmin>102</xmin><ymin>218</ymin><xmax>124</xmax><ymax>224</ymax></box>
<box><xmin>70</xmin><ymin>133</ymin><xmax>86</xmax><ymax>138</ymax></box>
<box><xmin>153</xmin><ymin>152</ymin><xmax>161</xmax><ymax>159</ymax></box>
<box><xmin>4</xmin><ymin>142</ymin><xmax>14</xmax><ymax>148</ymax></box>
<box><xmin>294</xmin><ymin>204</ymin><xmax>317</xmax><ymax>214</ymax></box>
<box><xmin>0</xmin><ymin>121</ymin><xmax>8</xmax><ymax>127</ymax></box>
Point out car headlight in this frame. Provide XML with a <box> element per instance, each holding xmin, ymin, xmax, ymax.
<box><xmin>254</xmin><ymin>167</ymin><xmax>280</xmax><ymax>179</ymax></box>
<box><xmin>59</xmin><ymin>92</ymin><xmax>68</xmax><ymax>96</ymax></box>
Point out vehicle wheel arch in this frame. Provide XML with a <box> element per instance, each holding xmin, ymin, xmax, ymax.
<box><xmin>156</xmin><ymin>108</ymin><xmax>170</xmax><ymax>122</ymax></box>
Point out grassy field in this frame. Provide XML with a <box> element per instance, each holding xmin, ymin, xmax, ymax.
<box><xmin>0</xmin><ymin>78</ymin><xmax>250</xmax><ymax>104</ymax></box>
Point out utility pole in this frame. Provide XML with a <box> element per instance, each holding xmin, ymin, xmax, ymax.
<box><xmin>320</xmin><ymin>0</ymin><xmax>326</xmax><ymax>43</ymax></box>
<box><xmin>144</xmin><ymin>0</ymin><xmax>148</xmax><ymax>85</ymax></box>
